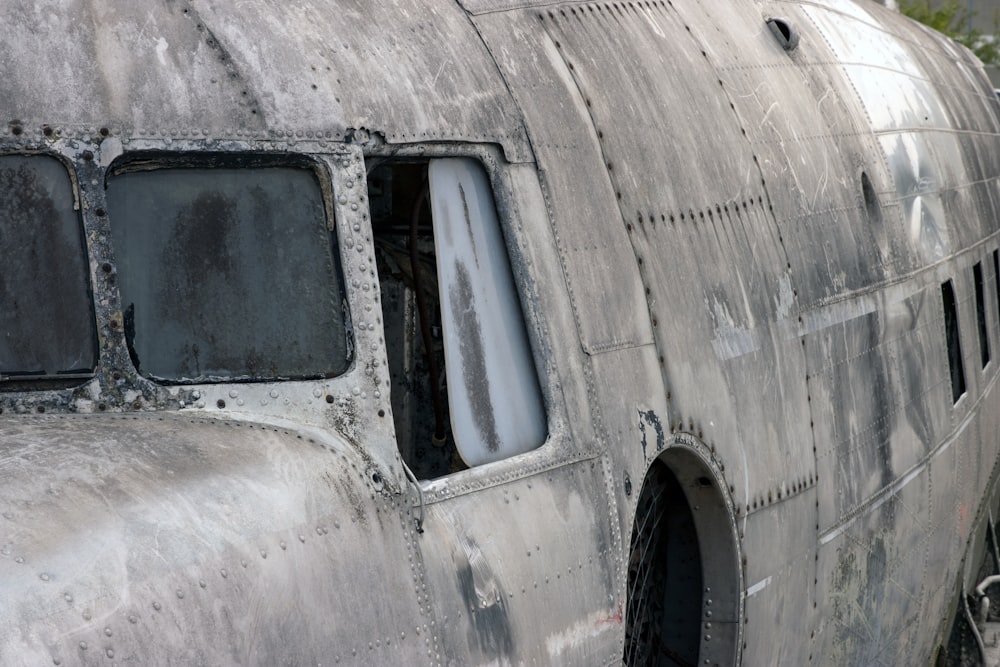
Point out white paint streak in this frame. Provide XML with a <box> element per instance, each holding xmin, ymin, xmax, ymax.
<box><xmin>799</xmin><ymin>295</ymin><xmax>877</xmax><ymax>338</ymax></box>
<box><xmin>155</xmin><ymin>37</ymin><xmax>169</xmax><ymax>67</ymax></box>
<box><xmin>747</xmin><ymin>576</ymin><xmax>772</xmax><ymax>597</ymax></box>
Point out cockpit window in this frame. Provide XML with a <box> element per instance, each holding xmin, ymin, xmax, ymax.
<box><xmin>0</xmin><ymin>155</ymin><xmax>96</xmax><ymax>384</ymax></box>
<box><xmin>369</xmin><ymin>156</ymin><xmax>545</xmax><ymax>478</ymax></box>
<box><xmin>106</xmin><ymin>155</ymin><xmax>351</xmax><ymax>383</ymax></box>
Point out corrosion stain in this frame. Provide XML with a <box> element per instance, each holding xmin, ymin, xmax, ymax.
<box><xmin>449</xmin><ymin>262</ymin><xmax>500</xmax><ymax>453</ymax></box>
<box><xmin>637</xmin><ymin>410</ymin><xmax>665</xmax><ymax>460</ymax></box>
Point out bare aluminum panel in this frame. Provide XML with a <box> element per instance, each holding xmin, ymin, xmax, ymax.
<box><xmin>0</xmin><ymin>0</ymin><xmax>532</xmax><ymax>161</ymax></box>
<box><xmin>471</xmin><ymin>10</ymin><xmax>655</xmax><ymax>355</ymax></box>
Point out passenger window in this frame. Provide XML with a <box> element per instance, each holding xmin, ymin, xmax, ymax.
<box><xmin>994</xmin><ymin>250</ymin><xmax>1000</xmax><ymax>331</ymax></box>
<box><xmin>0</xmin><ymin>155</ymin><xmax>96</xmax><ymax>387</ymax></box>
<box><xmin>974</xmin><ymin>261</ymin><xmax>990</xmax><ymax>369</ymax></box>
<box><xmin>105</xmin><ymin>154</ymin><xmax>351</xmax><ymax>383</ymax></box>
<box><xmin>942</xmin><ymin>279</ymin><xmax>966</xmax><ymax>403</ymax></box>
<box><xmin>368</xmin><ymin>157</ymin><xmax>546</xmax><ymax>478</ymax></box>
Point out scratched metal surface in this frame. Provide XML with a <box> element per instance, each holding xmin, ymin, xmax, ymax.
<box><xmin>2</xmin><ymin>0</ymin><xmax>1000</xmax><ymax>665</ymax></box>
<box><xmin>467</xmin><ymin>0</ymin><xmax>1000</xmax><ymax>664</ymax></box>
<box><xmin>0</xmin><ymin>414</ymin><xmax>424</xmax><ymax>665</ymax></box>
<box><xmin>0</xmin><ymin>0</ymin><xmax>532</xmax><ymax>162</ymax></box>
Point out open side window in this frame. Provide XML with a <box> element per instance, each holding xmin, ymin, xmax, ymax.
<box><xmin>942</xmin><ymin>279</ymin><xmax>966</xmax><ymax>403</ymax></box>
<box><xmin>368</xmin><ymin>156</ymin><xmax>546</xmax><ymax>479</ymax></box>
<box><xmin>0</xmin><ymin>155</ymin><xmax>96</xmax><ymax>388</ymax></box>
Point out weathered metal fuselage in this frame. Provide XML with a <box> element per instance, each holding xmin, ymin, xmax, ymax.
<box><xmin>2</xmin><ymin>1</ymin><xmax>1000</xmax><ymax>665</ymax></box>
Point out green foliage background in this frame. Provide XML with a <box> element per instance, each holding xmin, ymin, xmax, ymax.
<box><xmin>900</xmin><ymin>0</ymin><xmax>1000</xmax><ymax>65</ymax></box>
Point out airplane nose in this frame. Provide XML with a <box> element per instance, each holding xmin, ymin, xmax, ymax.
<box><xmin>0</xmin><ymin>412</ymin><xmax>423</xmax><ymax>665</ymax></box>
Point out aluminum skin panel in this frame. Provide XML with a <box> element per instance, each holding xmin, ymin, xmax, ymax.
<box><xmin>471</xmin><ymin>1</ymin><xmax>1000</xmax><ymax>663</ymax></box>
<box><xmin>0</xmin><ymin>415</ymin><xmax>426</xmax><ymax>664</ymax></box>
<box><xmin>814</xmin><ymin>475</ymin><xmax>929</xmax><ymax>666</ymax></box>
<box><xmin>471</xmin><ymin>9</ymin><xmax>655</xmax><ymax>355</ymax></box>
<box><xmin>805</xmin><ymin>1</ymin><xmax>1000</xmax><ymax>261</ymax></box>
<box><xmin>503</xmin><ymin>2</ymin><xmax>814</xmax><ymax>524</ymax></box>
<box><xmin>416</xmin><ymin>458</ymin><xmax>623</xmax><ymax>666</ymax></box>
<box><xmin>0</xmin><ymin>0</ymin><xmax>532</xmax><ymax>162</ymax></box>
<box><xmin>805</xmin><ymin>285</ymin><xmax>948</xmax><ymax>529</ymax></box>
<box><xmin>740</xmin><ymin>492</ymin><xmax>818</xmax><ymax>667</ymax></box>
<box><xmin>708</xmin><ymin>1</ymin><xmax>901</xmax><ymax>305</ymax></box>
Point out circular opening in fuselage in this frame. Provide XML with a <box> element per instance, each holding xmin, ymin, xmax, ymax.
<box><xmin>624</xmin><ymin>442</ymin><xmax>743</xmax><ymax>666</ymax></box>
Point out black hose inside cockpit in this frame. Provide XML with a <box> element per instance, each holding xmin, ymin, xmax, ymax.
<box><xmin>408</xmin><ymin>183</ymin><xmax>447</xmax><ymax>446</ymax></box>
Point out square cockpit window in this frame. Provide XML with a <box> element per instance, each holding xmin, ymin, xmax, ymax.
<box><xmin>0</xmin><ymin>155</ymin><xmax>96</xmax><ymax>386</ymax></box>
<box><xmin>106</xmin><ymin>154</ymin><xmax>351</xmax><ymax>383</ymax></box>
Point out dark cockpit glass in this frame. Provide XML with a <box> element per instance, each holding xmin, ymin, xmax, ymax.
<box><xmin>0</xmin><ymin>155</ymin><xmax>96</xmax><ymax>383</ymax></box>
<box><xmin>105</xmin><ymin>155</ymin><xmax>351</xmax><ymax>383</ymax></box>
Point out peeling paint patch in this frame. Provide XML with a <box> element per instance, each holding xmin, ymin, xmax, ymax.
<box><xmin>637</xmin><ymin>409</ymin><xmax>665</xmax><ymax>460</ymax></box>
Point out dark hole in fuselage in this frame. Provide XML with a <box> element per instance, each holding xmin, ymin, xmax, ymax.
<box><xmin>774</xmin><ymin>19</ymin><xmax>791</xmax><ymax>41</ymax></box>
<box><xmin>624</xmin><ymin>462</ymin><xmax>702</xmax><ymax>666</ymax></box>
<box><xmin>767</xmin><ymin>18</ymin><xmax>799</xmax><ymax>51</ymax></box>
